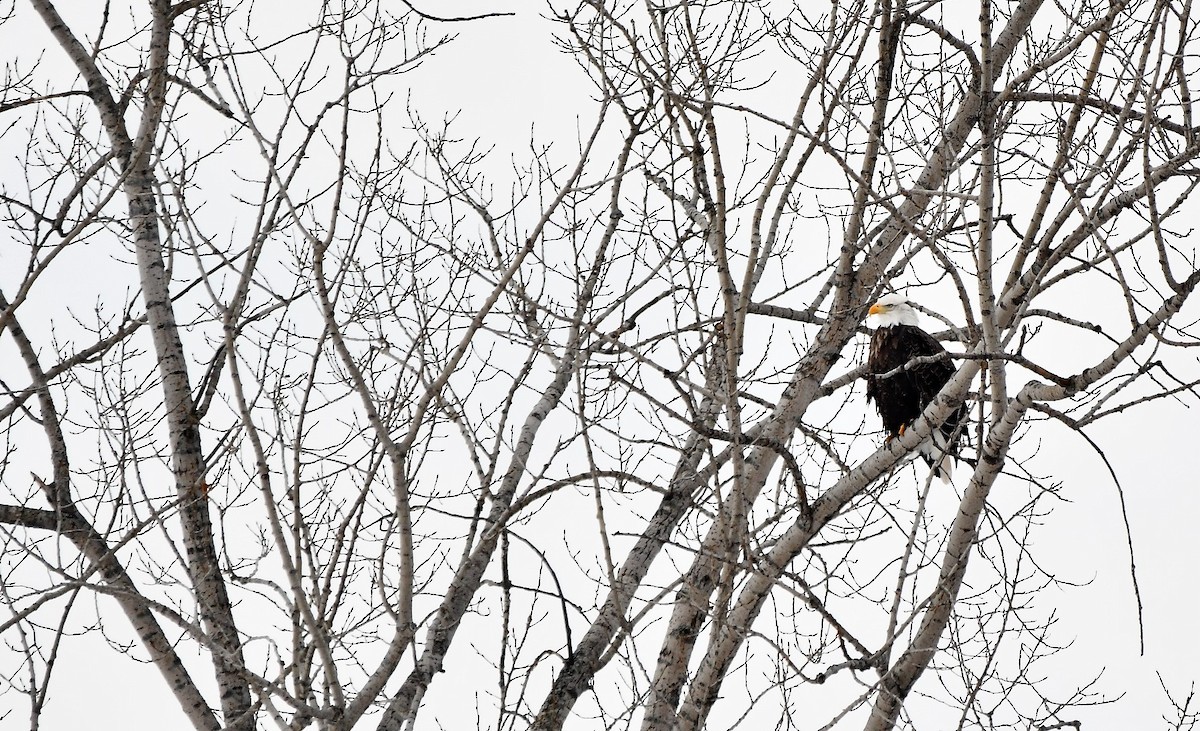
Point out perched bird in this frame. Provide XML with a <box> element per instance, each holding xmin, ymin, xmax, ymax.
<box><xmin>865</xmin><ymin>294</ymin><xmax>966</xmax><ymax>483</ymax></box>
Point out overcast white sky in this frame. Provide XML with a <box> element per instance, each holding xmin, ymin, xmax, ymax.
<box><xmin>2</xmin><ymin>2</ymin><xmax>1199</xmax><ymax>729</ymax></box>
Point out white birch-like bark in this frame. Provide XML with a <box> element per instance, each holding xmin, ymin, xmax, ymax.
<box><xmin>26</xmin><ymin>1</ymin><xmax>251</xmax><ymax>725</ymax></box>
<box><xmin>639</xmin><ymin>5</ymin><xmax>1046</xmax><ymax>727</ymax></box>
<box><xmin>863</xmin><ymin>269</ymin><xmax>1200</xmax><ymax>729</ymax></box>
<box><xmin>1</xmin><ymin>294</ymin><xmax>220</xmax><ymax>731</ymax></box>
<box><xmin>374</xmin><ymin>105</ymin><xmax>633</xmax><ymax>731</ymax></box>
<box><xmin>4</xmin><ymin>0</ymin><xmax>1200</xmax><ymax>727</ymax></box>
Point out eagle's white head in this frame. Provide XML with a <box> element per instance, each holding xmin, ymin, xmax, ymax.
<box><xmin>867</xmin><ymin>293</ymin><xmax>920</xmax><ymax>328</ymax></box>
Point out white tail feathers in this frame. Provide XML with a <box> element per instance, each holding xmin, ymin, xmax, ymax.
<box><xmin>920</xmin><ymin>432</ymin><xmax>955</xmax><ymax>484</ymax></box>
<box><xmin>933</xmin><ymin>453</ymin><xmax>952</xmax><ymax>484</ymax></box>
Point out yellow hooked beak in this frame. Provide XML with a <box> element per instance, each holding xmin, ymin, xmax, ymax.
<box><xmin>868</xmin><ymin>303</ymin><xmax>886</xmax><ymax>315</ymax></box>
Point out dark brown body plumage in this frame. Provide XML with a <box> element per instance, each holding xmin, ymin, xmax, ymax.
<box><xmin>866</xmin><ymin>324</ymin><xmax>966</xmax><ymax>476</ymax></box>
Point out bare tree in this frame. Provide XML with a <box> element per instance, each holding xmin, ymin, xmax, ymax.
<box><xmin>2</xmin><ymin>0</ymin><xmax>1198</xmax><ymax>729</ymax></box>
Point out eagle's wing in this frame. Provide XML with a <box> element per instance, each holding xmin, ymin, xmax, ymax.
<box><xmin>904</xmin><ymin>326</ymin><xmax>955</xmax><ymax>403</ymax></box>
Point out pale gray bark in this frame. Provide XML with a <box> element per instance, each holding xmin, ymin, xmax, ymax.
<box><xmin>4</xmin><ymin>0</ymin><xmax>1200</xmax><ymax>728</ymax></box>
<box><xmin>640</xmin><ymin>5</ymin><xmax>1045</xmax><ymax>728</ymax></box>
<box><xmin>1</xmin><ymin>294</ymin><xmax>220</xmax><ymax>731</ymax></box>
<box><xmin>864</xmin><ymin>268</ymin><xmax>1200</xmax><ymax>729</ymax></box>
<box><xmin>26</xmin><ymin>1</ymin><xmax>250</xmax><ymax>725</ymax></box>
<box><xmin>375</xmin><ymin>104</ymin><xmax>633</xmax><ymax>731</ymax></box>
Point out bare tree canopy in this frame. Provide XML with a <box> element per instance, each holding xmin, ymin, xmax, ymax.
<box><xmin>2</xmin><ymin>1</ymin><xmax>1199</xmax><ymax>729</ymax></box>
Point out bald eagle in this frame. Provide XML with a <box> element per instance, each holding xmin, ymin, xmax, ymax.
<box><xmin>866</xmin><ymin>294</ymin><xmax>966</xmax><ymax>483</ymax></box>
